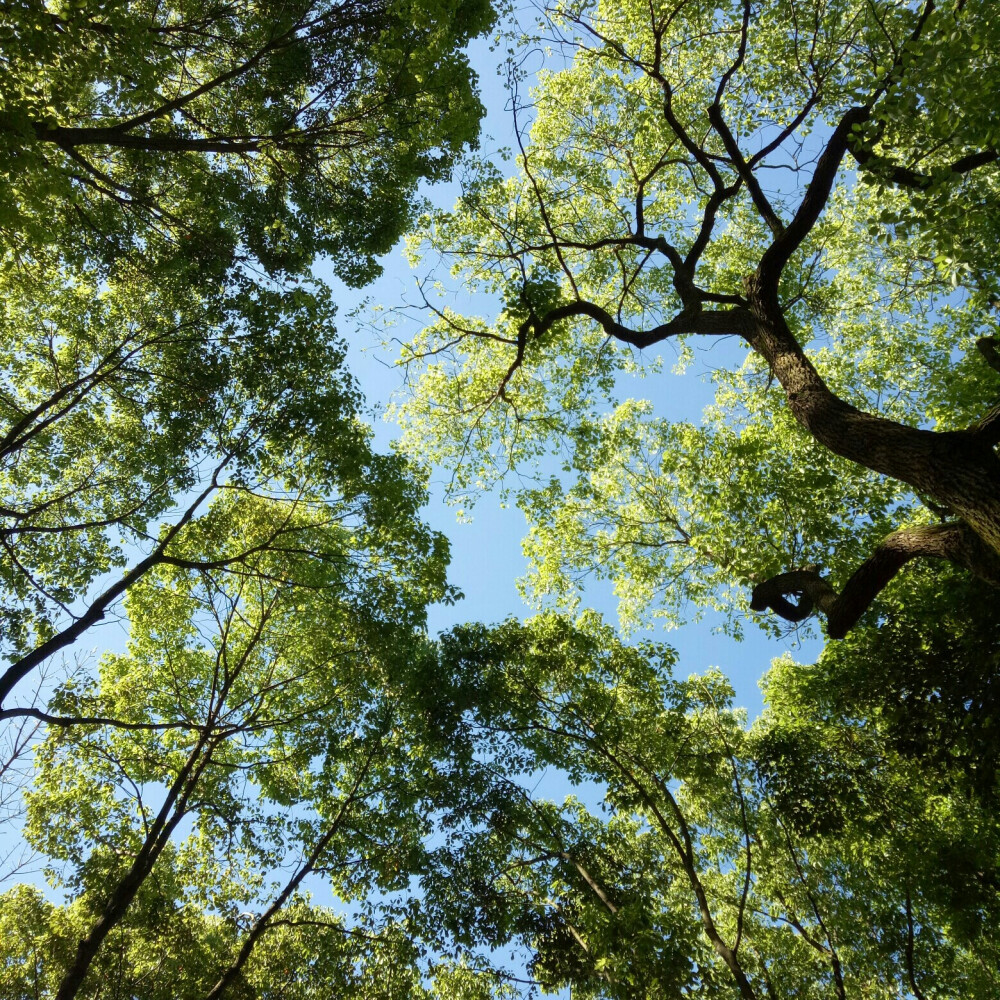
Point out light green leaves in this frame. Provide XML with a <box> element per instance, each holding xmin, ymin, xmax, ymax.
<box><xmin>422</xmin><ymin>610</ymin><xmax>999</xmax><ymax>998</ymax></box>
<box><xmin>0</xmin><ymin>0</ymin><xmax>495</xmax><ymax>284</ymax></box>
<box><xmin>395</xmin><ymin>0</ymin><xmax>1000</xmax><ymax>637</ymax></box>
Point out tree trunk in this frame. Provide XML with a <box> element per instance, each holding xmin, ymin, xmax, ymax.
<box><xmin>741</xmin><ymin>278</ymin><xmax>1000</xmax><ymax>633</ymax></box>
<box><xmin>744</xmin><ymin>278</ymin><xmax>1000</xmax><ymax>558</ymax></box>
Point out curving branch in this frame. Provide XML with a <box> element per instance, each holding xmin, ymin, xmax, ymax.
<box><xmin>847</xmin><ymin>142</ymin><xmax>999</xmax><ymax>190</ymax></box>
<box><xmin>30</xmin><ymin>0</ymin><xmax>385</xmax><ymax>157</ymax></box>
<box><xmin>533</xmin><ymin>300</ymin><xmax>749</xmax><ymax>349</ymax></box>
<box><xmin>751</xmin><ymin>521</ymin><xmax>1000</xmax><ymax>639</ymax></box>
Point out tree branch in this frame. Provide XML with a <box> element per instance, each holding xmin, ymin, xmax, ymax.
<box><xmin>751</xmin><ymin>521</ymin><xmax>1000</xmax><ymax>638</ymax></box>
<box><xmin>533</xmin><ymin>300</ymin><xmax>749</xmax><ymax>350</ymax></box>
<box><xmin>204</xmin><ymin>749</ymin><xmax>377</xmax><ymax>1000</ymax></box>
<box><xmin>0</xmin><ymin>707</ymin><xmax>204</xmax><ymax>732</ymax></box>
<box><xmin>905</xmin><ymin>888</ymin><xmax>928</xmax><ymax>1000</ymax></box>
<box><xmin>0</xmin><ymin>455</ymin><xmax>233</xmax><ymax>707</ymax></box>
<box><xmin>847</xmin><ymin>142</ymin><xmax>998</xmax><ymax>190</ymax></box>
<box><xmin>707</xmin><ymin>103</ymin><xmax>784</xmax><ymax>236</ymax></box>
<box><xmin>757</xmin><ymin>105</ymin><xmax>868</xmax><ymax>291</ymax></box>
<box><xmin>706</xmin><ymin>2</ymin><xmax>784</xmax><ymax>238</ymax></box>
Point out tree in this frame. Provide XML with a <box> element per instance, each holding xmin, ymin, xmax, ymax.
<box><xmin>6</xmin><ymin>1</ymin><xmax>1000</xmax><ymax>994</ymax></box>
<box><xmin>419</xmin><ymin>613</ymin><xmax>1000</xmax><ymax>999</ymax></box>
<box><xmin>396</xmin><ymin>0</ymin><xmax>1000</xmax><ymax>638</ymax></box>
<box><xmin>0</xmin><ymin>0</ymin><xmax>494</xmax><ymax>706</ymax></box>
<box><xmin>0</xmin><ymin>2</ymin><xmax>501</xmax><ymax>989</ymax></box>
<box><xmin>756</xmin><ymin>569</ymin><xmax>1000</xmax><ymax>961</ymax></box>
<box><xmin>11</xmin><ymin>563</ymin><xmax>998</xmax><ymax>997</ymax></box>
<box><xmin>0</xmin><ymin>267</ymin><xmax>365</xmax><ymax>703</ymax></box>
<box><xmin>6</xmin><ymin>496</ymin><xmax>457</xmax><ymax>999</ymax></box>
<box><xmin>0</xmin><ymin>884</ymin><xmax>431</xmax><ymax>1000</ymax></box>
<box><xmin>0</xmin><ymin>0</ymin><xmax>493</xmax><ymax>283</ymax></box>
<box><xmin>784</xmin><ymin>561</ymin><xmax>1000</xmax><ymax>806</ymax></box>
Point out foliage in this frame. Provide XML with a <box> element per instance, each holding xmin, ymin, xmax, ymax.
<box><xmin>764</xmin><ymin>560</ymin><xmax>1000</xmax><ymax>824</ymax></box>
<box><xmin>420</xmin><ymin>612</ymin><xmax>1000</xmax><ymax>999</ymax></box>
<box><xmin>0</xmin><ymin>884</ymin><xmax>428</xmax><ymax>1000</ymax></box>
<box><xmin>1</xmin><ymin>264</ymin><xmax>330</xmax><ymax>667</ymax></box>
<box><xmin>4</xmin><ymin>514</ymin><xmax>455</xmax><ymax>997</ymax></box>
<box><xmin>0</xmin><ymin>0</ymin><xmax>494</xmax><ymax>283</ymax></box>
<box><xmin>3</xmin><ymin>1</ymin><xmax>1000</xmax><ymax>997</ymax></box>
<box><xmin>8</xmin><ymin>597</ymin><xmax>1000</xmax><ymax>997</ymax></box>
<box><xmin>0</xmin><ymin>0</ymin><xmax>493</xmax><ymax>704</ymax></box>
<box><xmin>395</xmin><ymin>0</ymin><xmax>1000</xmax><ymax>637</ymax></box>
<box><xmin>0</xmin><ymin>1</ymin><xmax>495</xmax><ymax>994</ymax></box>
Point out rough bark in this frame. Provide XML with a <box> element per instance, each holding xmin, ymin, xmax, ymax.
<box><xmin>493</xmin><ymin>6</ymin><xmax>1000</xmax><ymax>637</ymax></box>
<box><xmin>747</xmin><ymin>273</ymin><xmax>1000</xmax><ymax>495</ymax></box>
<box><xmin>738</xmin><ymin>270</ymin><xmax>1000</xmax><ymax>637</ymax></box>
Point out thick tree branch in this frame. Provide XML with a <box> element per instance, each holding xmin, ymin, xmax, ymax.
<box><xmin>751</xmin><ymin>521</ymin><xmax>1000</xmax><ymax>639</ymax></box>
<box><xmin>54</xmin><ymin>727</ymin><xmax>221</xmax><ymax>1000</ymax></box>
<box><xmin>0</xmin><ymin>457</ymin><xmax>231</xmax><ymax>708</ymax></box>
<box><xmin>847</xmin><ymin>142</ymin><xmax>999</xmax><ymax>189</ymax></box>
<box><xmin>970</xmin><ymin>337</ymin><xmax>1000</xmax><ymax>443</ymax></box>
<box><xmin>534</xmin><ymin>300</ymin><xmax>750</xmax><ymax>349</ymax></box>
<box><xmin>0</xmin><ymin>707</ymin><xmax>204</xmax><ymax>732</ymax></box>
<box><xmin>756</xmin><ymin>0</ymin><xmax>938</xmax><ymax>289</ymax></box>
<box><xmin>33</xmin><ymin>1</ymin><xmax>372</xmax><ymax>142</ymax></box>
<box><xmin>757</xmin><ymin>105</ymin><xmax>868</xmax><ymax>291</ymax></box>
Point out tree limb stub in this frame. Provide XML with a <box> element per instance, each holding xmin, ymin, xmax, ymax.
<box><xmin>751</xmin><ymin>522</ymin><xmax>1000</xmax><ymax>639</ymax></box>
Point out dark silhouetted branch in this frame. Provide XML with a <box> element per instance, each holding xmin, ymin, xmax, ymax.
<box><xmin>751</xmin><ymin>521</ymin><xmax>1000</xmax><ymax>638</ymax></box>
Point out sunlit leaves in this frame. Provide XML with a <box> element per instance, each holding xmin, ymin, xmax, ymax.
<box><xmin>395</xmin><ymin>0</ymin><xmax>1000</xmax><ymax>637</ymax></box>
<box><xmin>422</xmin><ymin>611</ymin><xmax>999</xmax><ymax>998</ymax></box>
<box><xmin>0</xmin><ymin>0</ymin><xmax>495</xmax><ymax>285</ymax></box>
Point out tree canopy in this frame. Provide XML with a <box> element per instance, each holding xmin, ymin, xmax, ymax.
<box><xmin>1</xmin><ymin>0</ymin><xmax>493</xmax><ymax>281</ymax></box>
<box><xmin>0</xmin><ymin>0</ymin><xmax>492</xmax><ymax>705</ymax></box>
<box><xmin>0</xmin><ymin>0</ymin><xmax>486</xmax><ymax>993</ymax></box>
<box><xmin>2</xmin><ymin>0</ymin><xmax>1000</xmax><ymax>998</ymax></box>
<box><xmin>397</xmin><ymin>0</ymin><xmax>1000</xmax><ymax>639</ymax></box>
<box><xmin>419</xmin><ymin>606</ymin><xmax>1000</xmax><ymax>999</ymax></box>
